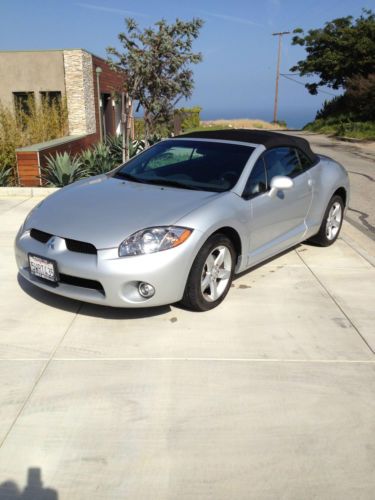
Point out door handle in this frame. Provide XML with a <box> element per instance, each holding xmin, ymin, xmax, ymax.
<box><xmin>308</xmin><ymin>179</ymin><xmax>313</xmax><ymax>188</ymax></box>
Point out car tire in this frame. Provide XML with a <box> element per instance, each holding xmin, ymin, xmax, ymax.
<box><xmin>181</xmin><ymin>233</ymin><xmax>236</xmax><ymax>311</ymax></box>
<box><xmin>310</xmin><ymin>195</ymin><xmax>344</xmax><ymax>247</ymax></box>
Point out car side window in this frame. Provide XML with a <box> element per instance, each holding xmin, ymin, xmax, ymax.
<box><xmin>264</xmin><ymin>147</ymin><xmax>303</xmax><ymax>182</ymax></box>
<box><xmin>243</xmin><ymin>157</ymin><xmax>267</xmax><ymax>199</ymax></box>
<box><xmin>297</xmin><ymin>149</ymin><xmax>314</xmax><ymax>171</ymax></box>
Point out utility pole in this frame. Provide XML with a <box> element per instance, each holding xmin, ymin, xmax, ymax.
<box><xmin>272</xmin><ymin>31</ymin><xmax>290</xmax><ymax>123</ymax></box>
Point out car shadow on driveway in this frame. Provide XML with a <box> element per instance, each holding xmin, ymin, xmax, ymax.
<box><xmin>17</xmin><ymin>242</ymin><xmax>321</xmax><ymax>318</ymax></box>
<box><xmin>233</xmin><ymin>243</ymin><xmax>302</xmax><ymax>281</ymax></box>
<box><xmin>17</xmin><ymin>274</ymin><xmax>171</xmax><ymax>320</ymax></box>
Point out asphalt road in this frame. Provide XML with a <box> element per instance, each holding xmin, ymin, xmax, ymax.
<box><xmin>286</xmin><ymin>131</ymin><xmax>375</xmax><ymax>239</ymax></box>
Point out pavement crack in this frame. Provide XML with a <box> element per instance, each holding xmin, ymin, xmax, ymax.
<box><xmin>0</xmin><ymin>302</ymin><xmax>82</xmax><ymax>450</ymax></box>
<box><xmin>0</xmin><ymin>198</ymin><xmax>31</xmax><ymax>215</ymax></box>
<box><xmin>296</xmin><ymin>250</ymin><xmax>375</xmax><ymax>356</ymax></box>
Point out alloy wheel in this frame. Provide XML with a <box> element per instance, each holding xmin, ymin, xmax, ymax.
<box><xmin>201</xmin><ymin>245</ymin><xmax>232</xmax><ymax>302</ymax></box>
<box><xmin>326</xmin><ymin>201</ymin><xmax>342</xmax><ymax>240</ymax></box>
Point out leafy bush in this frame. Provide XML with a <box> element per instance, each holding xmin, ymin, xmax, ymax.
<box><xmin>0</xmin><ymin>102</ymin><xmax>23</xmax><ymax>185</ymax></box>
<box><xmin>106</xmin><ymin>134</ymin><xmax>123</xmax><ymax>164</ymax></box>
<box><xmin>41</xmin><ymin>152</ymin><xmax>86</xmax><ymax>187</ymax></box>
<box><xmin>174</xmin><ymin>106</ymin><xmax>202</xmax><ymax>132</ymax></box>
<box><xmin>346</xmin><ymin>74</ymin><xmax>375</xmax><ymax>121</ymax></box>
<box><xmin>80</xmin><ymin>136</ymin><xmax>125</xmax><ymax>176</ymax></box>
<box><xmin>81</xmin><ymin>136</ymin><xmax>152</xmax><ymax>175</ymax></box>
<box><xmin>39</xmin><ymin>135</ymin><xmax>159</xmax><ymax>187</ymax></box>
<box><xmin>134</xmin><ymin>117</ymin><xmax>171</xmax><ymax>140</ymax></box>
<box><xmin>16</xmin><ymin>95</ymin><xmax>69</xmax><ymax>146</ymax></box>
<box><xmin>304</xmin><ymin>117</ymin><xmax>375</xmax><ymax>139</ymax></box>
<box><xmin>81</xmin><ymin>143</ymin><xmax>115</xmax><ymax>176</ymax></box>
<box><xmin>0</xmin><ymin>97</ymin><xmax>68</xmax><ymax>186</ymax></box>
<box><xmin>129</xmin><ymin>139</ymin><xmax>146</xmax><ymax>157</ymax></box>
<box><xmin>0</xmin><ymin>166</ymin><xmax>13</xmax><ymax>186</ymax></box>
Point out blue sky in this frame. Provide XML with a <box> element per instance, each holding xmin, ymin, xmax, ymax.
<box><xmin>1</xmin><ymin>0</ymin><xmax>373</xmax><ymax>127</ymax></box>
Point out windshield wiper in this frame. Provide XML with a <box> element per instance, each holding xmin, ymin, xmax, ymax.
<box><xmin>114</xmin><ymin>171</ymin><xmax>149</xmax><ymax>183</ymax></box>
<box><xmin>135</xmin><ymin>177</ymin><xmax>202</xmax><ymax>190</ymax></box>
<box><xmin>115</xmin><ymin>172</ymin><xmax>213</xmax><ymax>191</ymax></box>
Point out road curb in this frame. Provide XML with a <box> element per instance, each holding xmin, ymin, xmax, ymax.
<box><xmin>341</xmin><ymin>220</ymin><xmax>375</xmax><ymax>266</ymax></box>
<box><xmin>0</xmin><ymin>187</ymin><xmax>59</xmax><ymax>197</ymax></box>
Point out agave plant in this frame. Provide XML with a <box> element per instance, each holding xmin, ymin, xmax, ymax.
<box><xmin>106</xmin><ymin>134</ymin><xmax>123</xmax><ymax>164</ymax></box>
<box><xmin>129</xmin><ymin>139</ymin><xmax>146</xmax><ymax>158</ymax></box>
<box><xmin>81</xmin><ymin>142</ymin><xmax>120</xmax><ymax>176</ymax></box>
<box><xmin>41</xmin><ymin>152</ymin><xmax>86</xmax><ymax>187</ymax></box>
<box><xmin>0</xmin><ymin>165</ymin><xmax>13</xmax><ymax>186</ymax></box>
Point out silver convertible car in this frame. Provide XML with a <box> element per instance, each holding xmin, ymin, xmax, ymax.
<box><xmin>15</xmin><ymin>130</ymin><xmax>349</xmax><ymax>311</ymax></box>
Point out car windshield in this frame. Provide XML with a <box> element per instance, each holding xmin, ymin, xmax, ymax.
<box><xmin>114</xmin><ymin>139</ymin><xmax>254</xmax><ymax>192</ymax></box>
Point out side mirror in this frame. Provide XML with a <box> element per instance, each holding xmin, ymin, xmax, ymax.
<box><xmin>268</xmin><ymin>175</ymin><xmax>294</xmax><ymax>197</ymax></box>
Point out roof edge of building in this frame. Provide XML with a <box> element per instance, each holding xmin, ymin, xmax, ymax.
<box><xmin>0</xmin><ymin>48</ymin><xmax>108</xmax><ymax>62</ymax></box>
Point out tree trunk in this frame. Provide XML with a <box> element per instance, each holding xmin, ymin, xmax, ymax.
<box><xmin>122</xmin><ymin>92</ymin><xmax>132</xmax><ymax>162</ymax></box>
<box><xmin>143</xmin><ymin>110</ymin><xmax>151</xmax><ymax>148</ymax></box>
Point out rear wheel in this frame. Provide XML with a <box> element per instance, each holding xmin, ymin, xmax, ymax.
<box><xmin>310</xmin><ymin>195</ymin><xmax>344</xmax><ymax>246</ymax></box>
<box><xmin>181</xmin><ymin>234</ymin><xmax>235</xmax><ymax>311</ymax></box>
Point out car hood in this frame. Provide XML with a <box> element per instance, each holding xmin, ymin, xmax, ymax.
<box><xmin>26</xmin><ymin>175</ymin><xmax>219</xmax><ymax>249</ymax></box>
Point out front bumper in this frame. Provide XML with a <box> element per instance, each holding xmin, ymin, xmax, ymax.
<box><xmin>15</xmin><ymin>229</ymin><xmax>202</xmax><ymax>308</ymax></box>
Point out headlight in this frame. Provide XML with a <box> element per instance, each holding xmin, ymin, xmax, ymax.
<box><xmin>119</xmin><ymin>226</ymin><xmax>193</xmax><ymax>257</ymax></box>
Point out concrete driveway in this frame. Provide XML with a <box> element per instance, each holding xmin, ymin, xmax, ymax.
<box><xmin>0</xmin><ymin>195</ymin><xmax>374</xmax><ymax>499</ymax></box>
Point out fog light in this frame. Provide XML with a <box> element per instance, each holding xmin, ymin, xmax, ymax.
<box><xmin>138</xmin><ymin>282</ymin><xmax>155</xmax><ymax>298</ymax></box>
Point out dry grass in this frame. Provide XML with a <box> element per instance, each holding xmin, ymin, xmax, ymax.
<box><xmin>200</xmin><ymin>118</ymin><xmax>285</xmax><ymax>130</ymax></box>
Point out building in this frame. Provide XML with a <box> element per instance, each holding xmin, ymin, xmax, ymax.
<box><xmin>0</xmin><ymin>49</ymin><xmax>126</xmax><ymax>185</ymax></box>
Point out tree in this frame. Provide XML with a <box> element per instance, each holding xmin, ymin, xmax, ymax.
<box><xmin>346</xmin><ymin>74</ymin><xmax>375</xmax><ymax>121</ymax></box>
<box><xmin>290</xmin><ymin>9</ymin><xmax>375</xmax><ymax>95</ymax></box>
<box><xmin>107</xmin><ymin>17</ymin><xmax>203</xmax><ymax>157</ymax></box>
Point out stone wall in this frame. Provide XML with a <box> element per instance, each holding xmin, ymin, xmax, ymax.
<box><xmin>63</xmin><ymin>50</ymin><xmax>96</xmax><ymax>135</ymax></box>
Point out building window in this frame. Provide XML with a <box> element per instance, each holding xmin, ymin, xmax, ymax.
<box><xmin>13</xmin><ymin>92</ymin><xmax>35</xmax><ymax>115</ymax></box>
<box><xmin>40</xmin><ymin>91</ymin><xmax>62</xmax><ymax>106</ymax></box>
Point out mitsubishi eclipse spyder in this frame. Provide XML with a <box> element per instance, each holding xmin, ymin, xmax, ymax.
<box><xmin>15</xmin><ymin>129</ymin><xmax>349</xmax><ymax>311</ymax></box>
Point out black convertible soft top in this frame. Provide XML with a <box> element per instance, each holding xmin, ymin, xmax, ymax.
<box><xmin>179</xmin><ymin>129</ymin><xmax>318</xmax><ymax>164</ymax></box>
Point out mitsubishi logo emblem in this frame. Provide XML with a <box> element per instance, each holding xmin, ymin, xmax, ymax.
<box><xmin>47</xmin><ymin>237</ymin><xmax>56</xmax><ymax>250</ymax></box>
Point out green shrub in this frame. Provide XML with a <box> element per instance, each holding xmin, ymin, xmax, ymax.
<box><xmin>41</xmin><ymin>152</ymin><xmax>86</xmax><ymax>187</ymax></box>
<box><xmin>80</xmin><ymin>136</ymin><xmax>125</xmax><ymax>176</ymax></box>
<box><xmin>304</xmin><ymin>117</ymin><xmax>375</xmax><ymax>139</ymax></box>
<box><xmin>0</xmin><ymin>102</ymin><xmax>23</xmax><ymax>185</ymax></box>
<box><xmin>175</xmin><ymin>106</ymin><xmax>202</xmax><ymax>132</ymax></box>
<box><xmin>0</xmin><ymin>97</ymin><xmax>68</xmax><ymax>186</ymax></box>
<box><xmin>82</xmin><ymin>143</ymin><xmax>115</xmax><ymax>176</ymax></box>
<box><xmin>106</xmin><ymin>134</ymin><xmax>123</xmax><ymax>164</ymax></box>
<box><xmin>16</xmin><ymin>95</ymin><xmax>69</xmax><ymax>146</ymax></box>
<box><xmin>0</xmin><ymin>166</ymin><xmax>13</xmax><ymax>186</ymax></box>
<box><xmin>134</xmin><ymin>118</ymin><xmax>145</xmax><ymax>140</ymax></box>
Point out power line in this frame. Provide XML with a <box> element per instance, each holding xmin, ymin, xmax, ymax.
<box><xmin>280</xmin><ymin>73</ymin><xmax>338</xmax><ymax>97</ymax></box>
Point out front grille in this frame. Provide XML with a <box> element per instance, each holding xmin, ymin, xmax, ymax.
<box><xmin>30</xmin><ymin>228</ymin><xmax>97</xmax><ymax>255</ymax></box>
<box><xmin>30</xmin><ymin>228</ymin><xmax>52</xmax><ymax>243</ymax></box>
<box><xmin>65</xmin><ymin>238</ymin><xmax>97</xmax><ymax>255</ymax></box>
<box><xmin>59</xmin><ymin>273</ymin><xmax>105</xmax><ymax>294</ymax></box>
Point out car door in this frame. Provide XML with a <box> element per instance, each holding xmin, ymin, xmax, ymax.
<box><xmin>244</xmin><ymin>147</ymin><xmax>313</xmax><ymax>265</ymax></box>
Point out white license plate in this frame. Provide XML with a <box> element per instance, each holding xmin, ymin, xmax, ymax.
<box><xmin>28</xmin><ymin>254</ymin><xmax>58</xmax><ymax>282</ymax></box>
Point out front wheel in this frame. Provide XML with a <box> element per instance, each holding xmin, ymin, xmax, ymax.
<box><xmin>181</xmin><ymin>234</ymin><xmax>236</xmax><ymax>311</ymax></box>
<box><xmin>310</xmin><ymin>195</ymin><xmax>344</xmax><ymax>246</ymax></box>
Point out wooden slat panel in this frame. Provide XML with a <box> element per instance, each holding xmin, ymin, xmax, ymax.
<box><xmin>17</xmin><ymin>150</ymin><xmax>40</xmax><ymax>186</ymax></box>
<box><xmin>18</xmin><ymin>169</ymin><xmax>40</xmax><ymax>175</ymax></box>
<box><xmin>18</xmin><ymin>160</ymin><xmax>39</xmax><ymax>167</ymax></box>
<box><xmin>16</xmin><ymin>153</ymin><xmax>39</xmax><ymax>160</ymax></box>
